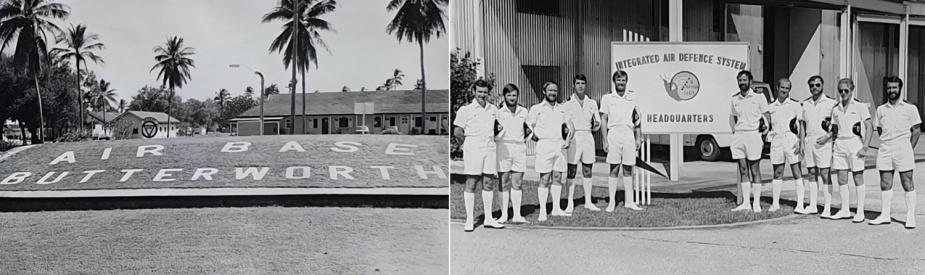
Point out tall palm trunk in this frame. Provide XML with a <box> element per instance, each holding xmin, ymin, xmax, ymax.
<box><xmin>167</xmin><ymin>86</ymin><xmax>173</xmax><ymax>137</ymax></box>
<box><xmin>418</xmin><ymin>40</ymin><xmax>427</xmax><ymax>135</ymax></box>
<box><xmin>76</xmin><ymin>61</ymin><xmax>83</xmax><ymax>134</ymax></box>
<box><xmin>33</xmin><ymin>74</ymin><xmax>45</xmax><ymax>143</ymax></box>
<box><xmin>301</xmin><ymin>69</ymin><xmax>306</xmax><ymax>134</ymax></box>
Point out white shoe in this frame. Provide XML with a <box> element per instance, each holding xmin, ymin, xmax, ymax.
<box><xmin>565</xmin><ymin>202</ymin><xmax>575</xmax><ymax>214</ymax></box>
<box><xmin>906</xmin><ymin>219</ymin><xmax>916</xmax><ymax>229</ymax></box>
<box><xmin>820</xmin><ymin>209</ymin><xmax>832</xmax><ymax>219</ymax></box>
<box><xmin>732</xmin><ymin>204</ymin><xmax>751</xmax><ymax>212</ymax></box>
<box><xmin>511</xmin><ymin>216</ymin><xmax>529</xmax><ymax>224</ymax></box>
<box><xmin>624</xmin><ymin>203</ymin><xmax>643</xmax><ymax>211</ymax></box>
<box><xmin>464</xmin><ymin>219</ymin><xmax>474</xmax><ymax>232</ymax></box>
<box><xmin>606</xmin><ymin>203</ymin><xmax>616</xmax><ymax>212</ymax></box>
<box><xmin>804</xmin><ymin>205</ymin><xmax>819</xmax><ymax>214</ymax></box>
<box><xmin>868</xmin><ymin>215</ymin><xmax>891</xmax><ymax>225</ymax></box>
<box><xmin>551</xmin><ymin>209</ymin><xmax>572</xmax><ymax>217</ymax></box>
<box><xmin>538</xmin><ymin>214</ymin><xmax>548</xmax><ymax>222</ymax></box>
<box><xmin>584</xmin><ymin>204</ymin><xmax>601</xmax><ymax>211</ymax></box>
<box><xmin>852</xmin><ymin>213</ymin><xmax>865</xmax><ymax>223</ymax></box>
<box><xmin>483</xmin><ymin>219</ymin><xmax>505</xmax><ymax>229</ymax></box>
<box><xmin>752</xmin><ymin>203</ymin><xmax>762</xmax><ymax>213</ymax></box>
<box><xmin>794</xmin><ymin>206</ymin><xmax>808</xmax><ymax>214</ymax></box>
<box><xmin>495</xmin><ymin>215</ymin><xmax>509</xmax><ymax>224</ymax></box>
<box><xmin>830</xmin><ymin>210</ymin><xmax>852</xmax><ymax>220</ymax></box>
<box><xmin>769</xmin><ymin>204</ymin><xmax>780</xmax><ymax>212</ymax></box>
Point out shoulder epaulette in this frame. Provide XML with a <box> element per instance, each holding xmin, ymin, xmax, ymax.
<box><xmin>804</xmin><ymin>96</ymin><xmax>813</xmax><ymax>102</ymax></box>
<box><xmin>789</xmin><ymin>98</ymin><xmax>799</xmax><ymax>102</ymax></box>
<box><xmin>852</xmin><ymin>98</ymin><xmax>861</xmax><ymax>102</ymax></box>
<box><xmin>826</xmin><ymin>95</ymin><xmax>834</xmax><ymax>99</ymax></box>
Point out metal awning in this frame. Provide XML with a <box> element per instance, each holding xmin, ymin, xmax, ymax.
<box><xmin>726</xmin><ymin>0</ymin><xmax>908</xmax><ymax>15</ymax></box>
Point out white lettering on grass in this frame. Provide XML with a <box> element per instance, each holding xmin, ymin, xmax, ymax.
<box><xmin>235</xmin><ymin>167</ymin><xmax>269</xmax><ymax>180</ymax></box>
<box><xmin>79</xmin><ymin>170</ymin><xmax>105</xmax><ymax>183</ymax></box>
<box><xmin>1</xmin><ymin>172</ymin><xmax>32</xmax><ymax>185</ymax></box>
<box><xmin>414</xmin><ymin>165</ymin><xmax>446</xmax><ymax>179</ymax></box>
<box><xmin>101</xmin><ymin>147</ymin><xmax>112</xmax><ymax>160</ymax></box>
<box><xmin>370</xmin><ymin>166</ymin><xmax>394</xmax><ymax>180</ymax></box>
<box><xmin>329</xmin><ymin>166</ymin><xmax>355</xmax><ymax>180</ymax></box>
<box><xmin>154</xmin><ymin>169</ymin><xmax>183</xmax><ymax>182</ymax></box>
<box><xmin>385</xmin><ymin>143</ymin><xmax>417</xmax><ymax>156</ymax></box>
<box><xmin>279</xmin><ymin>141</ymin><xmax>305</xmax><ymax>152</ymax></box>
<box><xmin>191</xmin><ymin>168</ymin><xmax>218</xmax><ymax>181</ymax></box>
<box><xmin>120</xmin><ymin>169</ymin><xmax>143</xmax><ymax>182</ymax></box>
<box><xmin>49</xmin><ymin>151</ymin><xmax>76</xmax><ymax>165</ymax></box>
<box><xmin>331</xmin><ymin>141</ymin><xmax>361</xmax><ymax>153</ymax></box>
<box><xmin>285</xmin><ymin>166</ymin><xmax>311</xmax><ymax>179</ymax></box>
<box><xmin>36</xmin><ymin>172</ymin><xmax>69</xmax><ymax>184</ymax></box>
<box><xmin>136</xmin><ymin>145</ymin><xmax>164</xmax><ymax>157</ymax></box>
<box><xmin>222</xmin><ymin>142</ymin><xmax>251</xmax><ymax>153</ymax></box>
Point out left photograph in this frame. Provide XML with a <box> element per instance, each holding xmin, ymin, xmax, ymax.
<box><xmin>0</xmin><ymin>0</ymin><xmax>449</xmax><ymax>274</ymax></box>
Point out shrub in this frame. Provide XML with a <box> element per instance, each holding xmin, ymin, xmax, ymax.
<box><xmin>0</xmin><ymin>140</ymin><xmax>19</xmax><ymax>152</ymax></box>
<box><xmin>55</xmin><ymin>132</ymin><xmax>93</xmax><ymax>142</ymax></box>
<box><xmin>381</xmin><ymin>127</ymin><xmax>402</xmax><ymax>135</ymax></box>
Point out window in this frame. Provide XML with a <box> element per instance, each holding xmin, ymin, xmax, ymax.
<box><xmin>516</xmin><ymin>0</ymin><xmax>559</xmax><ymax>17</ymax></box>
<box><xmin>285</xmin><ymin>119</ymin><xmax>291</xmax><ymax>128</ymax></box>
<box><xmin>339</xmin><ymin>117</ymin><xmax>349</xmax><ymax>128</ymax></box>
<box><xmin>132</xmin><ymin>128</ymin><xmax>138</xmax><ymax>134</ymax></box>
<box><xmin>429</xmin><ymin>116</ymin><xmax>437</xmax><ymax>121</ymax></box>
<box><xmin>374</xmin><ymin>117</ymin><xmax>382</xmax><ymax>127</ymax></box>
<box><xmin>414</xmin><ymin>117</ymin><xmax>422</xmax><ymax>127</ymax></box>
<box><xmin>313</xmin><ymin>119</ymin><xmax>318</xmax><ymax>128</ymax></box>
<box><xmin>389</xmin><ymin>117</ymin><xmax>396</xmax><ymax>126</ymax></box>
<box><xmin>401</xmin><ymin>116</ymin><xmax>409</xmax><ymax>124</ymax></box>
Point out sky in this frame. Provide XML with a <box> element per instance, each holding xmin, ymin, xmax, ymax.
<box><xmin>3</xmin><ymin>0</ymin><xmax>449</xmax><ymax>103</ymax></box>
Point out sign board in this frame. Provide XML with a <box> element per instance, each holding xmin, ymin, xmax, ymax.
<box><xmin>141</xmin><ymin>118</ymin><xmax>158</xmax><ymax>138</ymax></box>
<box><xmin>354</xmin><ymin>102</ymin><xmax>375</xmax><ymax>115</ymax></box>
<box><xmin>611</xmin><ymin>42</ymin><xmax>749</xmax><ymax>134</ymax></box>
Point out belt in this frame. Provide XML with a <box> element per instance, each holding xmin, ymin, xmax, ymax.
<box><xmin>573</xmin><ymin>129</ymin><xmax>592</xmax><ymax>132</ymax></box>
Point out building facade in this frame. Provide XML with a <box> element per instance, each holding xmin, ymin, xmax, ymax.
<box><xmin>109</xmin><ymin>111</ymin><xmax>181</xmax><ymax>139</ymax></box>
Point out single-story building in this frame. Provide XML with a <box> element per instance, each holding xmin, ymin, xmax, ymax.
<box><xmin>230</xmin><ymin>89</ymin><xmax>450</xmax><ymax>136</ymax></box>
<box><xmin>87</xmin><ymin>111</ymin><xmax>122</xmax><ymax>139</ymax></box>
<box><xmin>109</xmin><ymin>111</ymin><xmax>182</xmax><ymax>139</ymax></box>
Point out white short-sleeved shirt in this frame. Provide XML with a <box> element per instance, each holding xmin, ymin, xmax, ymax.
<box><xmin>496</xmin><ymin>104</ymin><xmax>528</xmax><ymax>142</ymax></box>
<box><xmin>874</xmin><ymin>101</ymin><xmax>922</xmax><ymax>142</ymax></box>
<box><xmin>731</xmin><ymin>89</ymin><xmax>769</xmax><ymax>132</ymax></box>
<box><xmin>563</xmin><ymin>93</ymin><xmax>601</xmax><ymax>132</ymax></box>
<box><xmin>802</xmin><ymin>95</ymin><xmax>838</xmax><ymax>137</ymax></box>
<box><xmin>527</xmin><ymin>100</ymin><xmax>567</xmax><ymax>141</ymax></box>
<box><xmin>453</xmin><ymin>99</ymin><xmax>498</xmax><ymax>139</ymax></box>
<box><xmin>832</xmin><ymin>99</ymin><xmax>871</xmax><ymax>139</ymax></box>
<box><xmin>768</xmin><ymin>97</ymin><xmax>803</xmax><ymax>137</ymax></box>
<box><xmin>600</xmin><ymin>90</ymin><xmax>638</xmax><ymax>130</ymax></box>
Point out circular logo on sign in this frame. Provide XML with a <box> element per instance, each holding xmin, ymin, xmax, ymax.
<box><xmin>662</xmin><ymin>71</ymin><xmax>700</xmax><ymax>101</ymax></box>
<box><xmin>141</xmin><ymin>121</ymin><xmax>158</xmax><ymax>138</ymax></box>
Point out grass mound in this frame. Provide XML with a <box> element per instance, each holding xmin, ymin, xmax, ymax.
<box><xmin>451</xmin><ymin>180</ymin><xmax>794</xmax><ymax>228</ymax></box>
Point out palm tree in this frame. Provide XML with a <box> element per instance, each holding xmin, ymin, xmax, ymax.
<box><xmin>150</xmin><ymin>35</ymin><xmax>195</xmax><ymax>137</ymax></box>
<box><xmin>0</xmin><ymin>0</ymin><xmax>70</xmax><ymax>143</ymax></box>
<box><xmin>386</xmin><ymin>0</ymin><xmax>447</xmax><ymax>134</ymax></box>
<box><xmin>118</xmin><ymin>99</ymin><xmax>126</xmax><ymax>112</ymax></box>
<box><xmin>264</xmin><ymin>0</ymin><xmax>336</xmax><ymax>134</ymax></box>
<box><xmin>50</xmin><ymin>23</ymin><xmax>104</xmax><ymax>135</ymax></box>
<box><xmin>385</xmin><ymin>68</ymin><xmax>404</xmax><ymax>90</ymax></box>
<box><xmin>91</xmin><ymin>79</ymin><xmax>116</xmax><ymax>123</ymax></box>
<box><xmin>214</xmin><ymin>88</ymin><xmax>230</xmax><ymax>125</ymax></box>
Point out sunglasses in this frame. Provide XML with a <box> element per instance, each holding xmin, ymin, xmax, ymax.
<box><xmin>838</xmin><ymin>89</ymin><xmax>851</xmax><ymax>93</ymax></box>
<box><xmin>810</xmin><ymin>83</ymin><xmax>822</xmax><ymax>87</ymax></box>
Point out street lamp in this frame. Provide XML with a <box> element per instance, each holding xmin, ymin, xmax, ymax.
<box><xmin>229</xmin><ymin>64</ymin><xmax>265</xmax><ymax>136</ymax></box>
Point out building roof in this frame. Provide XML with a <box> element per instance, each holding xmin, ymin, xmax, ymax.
<box><xmin>112</xmin><ymin>111</ymin><xmax>182</xmax><ymax>124</ymax></box>
<box><xmin>236</xmin><ymin>89</ymin><xmax>449</xmax><ymax>118</ymax></box>
<box><xmin>87</xmin><ymin>111</ymin><xmax>123</xmax><ymax>124</ymax></box>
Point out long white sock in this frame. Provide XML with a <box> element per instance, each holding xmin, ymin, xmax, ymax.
<box><xmin>567</xmin><ymin>179</ymin><xmax>576</xmax><ymax>201</ymax></box>
<box><xmin>772</xmin><ymin>180</ymin><xmax>782</xmax><ymax>206</ymax></box>
<box><xmin>794</xmin><ymin>178</ymin><xmax>805</xmax><ymax>207</ymax></box>
<box><xmin>502</xmin><ymin>190</ymin><xmax>511</xmax><ymax>215</ymax></box>
<box><xmin>583</xmin><ymin>178</ymin><xmax>594</xmax><ymax>205</ymax></box>
<box><xmin>482</xmin><ymin>190</ymin><xmax>494</xmax><ymax>220</ymax></box>
<box><xmin>752</xmin><ymin>183</ymin><xmax>762</xmax><ymax>207</ymax></box>
<box><xmin>740</xmin><ymin>182</ymin><xmax>752</xmax><ymax>205</ymax></box>
<box><xmin>538</xmin><ymin>187</ymin><xmax>548</xmax><ymax>214</ymax></box>
<box><xmin>623</xmin><ymin>176</ymin><xmax>634</xmax><ymax>205</ymax></box>
<box><xmin>512</xmin><ymin>189</ymin><xmax>523</xmax><ymax>218</ymax></box>
<box><xmin>856</xmin><ymin>184</ymin><xmax>866</xmax><ymax>215</ymax></box>
<box><xmin>840</xmin><ymin>185</ymin><xmax>850</xmax><ymax>211</ymax></box>
<box><xmin>464</xmin><ymin>192</ymin><xmax>475</xmax><ymax>222</ymax></box>
<box><xmin>822</xmin><ymin>184</ymin><xmax>832</xmax><ymax>208</ymax></box>
<box><xmin>880</xmin><ymin>190</ymin><xmax>892</xmax><ymax>219</ymax></box>
<box><xmin>907</xmin><ymin>191</ymin><xmax>917</xmax><ymax>222</ymax></box>
<box><xmin>808</xmin><ymin>179</ymin><xmax>818</xmax><ymax>207</ymax></box>
<box><xmin>608</xmin><ymin>177</ymin><xmax>618</xmax><ymax>205</ymax></box>
<box><xmin>551</xmin><ymin>185</ymin><xmax>562</xmax><ymax>211</ymax></box>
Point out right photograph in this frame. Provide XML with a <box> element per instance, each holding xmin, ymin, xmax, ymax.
<box><xmin>449</xmin><ymin>0</ymin><xmax>925</xmax><ymax>273</ymax></box>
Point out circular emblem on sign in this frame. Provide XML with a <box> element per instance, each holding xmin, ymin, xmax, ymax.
<box><xmin>662</xmin><ymin>71</ymin><xmax>700</xmax><ymax>102</ymax></box>
<box><xmin>141</xmin><ymin>120</ymin><xmax>158</xmax><ymax>138</ymax></box>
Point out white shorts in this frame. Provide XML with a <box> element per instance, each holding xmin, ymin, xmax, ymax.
<box><xmin>804</xmin><ymin>134</ymin><xmax>833</xmax><ymax>168</ymax></box>
<box><xmin>832</xmin><ymin>137</ymin><xmax>864</xmax><ymax>172</ymax></box>
<box><xmin>770</xmin><ymin>133</ymin><xmax>801</xmax><ymax>165</ymax></box>
<box><xmin>497</xmin><ymin>141</ymin><xmax>527</xmax><ymax>173</ymax></box>
<box><xmin>877</xmin><ymin>139</ymin><xmax>915</xmax><ymax>172</ymax></box>
<box><xmin>535</xmin><ymin>139</ymin><xmax>567</xmax><ymax>173</ymax></box>
<box><xmin>606</xmin><ymin>128</ymin><xmax>635</xmax><ymax>165</ymax></box>
<box><xmin>567</xmin><ymin>131</ymin><xmax>596</xmax><ymax>165</ymax></box>
<box><xmin>462</xmin><ymin>137</ymin><xmax>497</xmax><ymax>175</ymax></box>
<box><xmin>731</xmin><ymin>131</ymin><xmax>763</xmax><ymax>161</ymax></box>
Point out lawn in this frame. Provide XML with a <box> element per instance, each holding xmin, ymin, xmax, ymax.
<box><xmin>0</xmin><ymin>135</ymin><xmax>447</xmax><ymax>191</ymax></box>
<box><xmin>450</xmin><ymin>180</ymin><xmax>794</xmax><ymax>227</ymax></box>
<box><xmin>0</xmin><ymin>206</ymin><xmax>447</xmax><ymax>274</ymax></box>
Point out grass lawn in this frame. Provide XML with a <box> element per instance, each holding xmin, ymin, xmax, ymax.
<box><xmin>0</xmin><ymin>135</ymin><xmax>447</xmax><ymax>191</ymax></box>
<box><xmin>451</xmin><ymin>180</ymin><xmax>794</xmax><ymax>227</ymax></box>
<box><xmin>0</xmin><ymin>206</ymin><xmax>447</xmax><ymax>274</ymax></box>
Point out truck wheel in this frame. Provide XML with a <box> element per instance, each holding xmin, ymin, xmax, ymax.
<box><xmin>697</xmin><ymin>136</ymin><xmax>720</xmax><ymax>161</ymax></box>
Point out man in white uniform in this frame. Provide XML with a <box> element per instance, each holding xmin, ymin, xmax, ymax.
<box><xmin>453</xmin><ymin>80</ymin><xmax>505</xmax><ymax>232</ymax></box>
<box><xmin>829</xmin><ymin>78</ymin><xmax>872</xmax><ymax>221</ymax></box>
<box><xmin>801</xmin><ymin>75</ymin><xmax>837</xmax><ymax>216</ymax></box>
<box><xmin>730</xmin><ymin>70</ymin><xmax>771</xmax><ymax>212</ymax></box>
<box><xmin>494</xmin><ymin>83</ymin><xmax>531</xmax><ymax>224</ymax></box>
<box><xmin>600</xmin><ymin>70</ymin><xmax>643</xmax><ymax>212</ymax></box>
<box><xmin>526</xmin><ymin>81</ymin><xmax>575</xmax><ymax>221</ymax></box>
<box><xmin>767</xmin><ymin>78</ymin><xmax>805</xmax><ymax>212</ymax></box>
<box><xmin>868</xmin><ymin>77</ymin><xmax>919</xmax><ymax>229</ymax></box>
<box><xmin>563</xmin><ymin>74</ymin><xmax>602</xmax><ymax>213</ymax></box>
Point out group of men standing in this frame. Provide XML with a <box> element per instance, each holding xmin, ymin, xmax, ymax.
<box><xmin>453</xmin><ymin>72</ymin><xmax>643</xmax><ymax>232</ymax></box>
<box><xmin>730</xmin><ymin>71</ymin><xmax>918</xmax><ymax>229</ymax></box>
<box><xmin>455</xmin><ymin>69</ymin><xmax>919</xmax><ymax>232</ymax></box>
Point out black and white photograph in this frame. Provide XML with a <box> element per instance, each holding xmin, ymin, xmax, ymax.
<box><xmin>0</xmin><ymin>0</ymin><xmax>449</xmax><ymax>274</ymax></box>
<box><xmin>450</xmin><ymin>0</ymin><xmax>924</xmax><ymax>274</ymax></box>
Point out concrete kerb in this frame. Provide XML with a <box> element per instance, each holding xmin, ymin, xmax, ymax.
<box><xmin>449</xmin><ymin>213</ymin><xmax>805</xmax><ymax>231</ymax></box>
<box><xmin>0</xmin><ymin>144</ymin><xmax>37</xmax><ymax>163</ymax></box>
